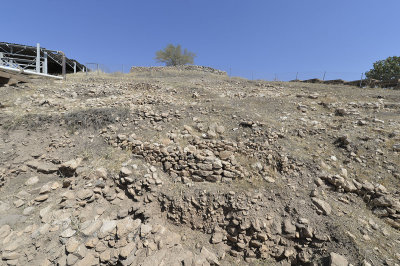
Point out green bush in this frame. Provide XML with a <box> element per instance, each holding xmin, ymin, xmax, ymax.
<box><xmin>366</xmin><ymin>56</ymin><xmax>400</xmax><ymax>81</ymax></box>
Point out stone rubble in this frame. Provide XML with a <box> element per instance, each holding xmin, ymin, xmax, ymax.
<box><xmin>1</xmin><ymin>68</ymin><xmax>400</xmax><ymax>265</ymax></box>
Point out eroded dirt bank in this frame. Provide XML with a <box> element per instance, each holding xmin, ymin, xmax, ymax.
<box><xmin>0</xmin><ymin>69</ymin><xmax>399</xmax><ymax>265</ymax></box>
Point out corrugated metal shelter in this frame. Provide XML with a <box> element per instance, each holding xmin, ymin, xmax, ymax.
<box><xmin>0</xmin><ymin>42</ymin><xmax>84</xmax><ymax>75</ymax></box>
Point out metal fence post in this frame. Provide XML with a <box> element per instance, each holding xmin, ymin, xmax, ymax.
<box><xmin>74</xmin><ymin>62</ymin><xmax>76</xmax><ymax>74</ymax></box>
<box><xmin>43</xmin><ymin>52</ymin><xmax>48</xmax><ymax>74</ymax></box>
<box><xmin>62</xmin><ymin>52</ymin><xmax>66</xmax><ymax>80</ymax></box>
<box><xmin>36</xmin><ymin>43</ymin><xmax>40</xmax><ymax>73</ymax></box>
<box><xmin>323</xmin><ymin>71</ymin><xmax>326</xmax><ymax>81</ymax></box>
<box><xmin>359</xmin><ymin>73</ymin><xmax>364</xmax><ymax>87</ymax></box>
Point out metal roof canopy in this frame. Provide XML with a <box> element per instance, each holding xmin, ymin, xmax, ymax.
<box><xmin>0</xmin><ymin>42</ymin><xmax>85</xmax><ymax>76</ymax></box>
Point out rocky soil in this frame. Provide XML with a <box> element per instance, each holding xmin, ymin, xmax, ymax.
<box><xmin>0</xmin><ymin>68</ymin><xmax>399</xmax><ymax>265</ymax></box>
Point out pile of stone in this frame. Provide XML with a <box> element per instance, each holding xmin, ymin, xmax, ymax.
<box><xmin>127</xmin><ymin>82</ymin><xmax>162</xmax><ymax>91</ymax></box>
<box><xmin>0</xmin><ymin>155</ymin><xmax>224</xmax><ymax>265</ymax></box>
<box><xmin>113</xmin><ymin>162</ymin><xmax>341</xmax><ymax>264</ymax></box>
<box><xmin>102</xmin><ymin>122</ymin><xmax>299</xmax><ymax>185</ymax></box>
<box><xmin>157</xmin><ymin>188</ymin><xmax>331</xmax><ymax>264</ymax></box>
<box><xmin>120</xmin><ymin>137</ymin><xmax>245</xmax><ymax>183</ymax></box>
<box><xmin>130</xmin><ymin>65</ymin><xmax>227</xmax><ymax>76</ymax></box>
<box><xmin>320</xmin><ymin>174</ymin><xmax>400</xmax><ymax>230</ymax></box>
<box><xmin>131</xmin><ymin>109</ymin><xmax>179</xmax><ymax>124</ymax></box>
<box><xmin>116</xmin><ymin>165</ymin><xmax>163</xmax><ymax>205</ymax></box>
<box><xmin>102</xmin><ymin>125</ymin><xmax>249</xmax><ymax>183</ymax></box>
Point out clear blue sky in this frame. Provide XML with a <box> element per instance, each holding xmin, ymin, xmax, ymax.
<box><xmin>1</xmin><ymin>1</ymin><xmax>399</xmax><ymax>80</ymax></box>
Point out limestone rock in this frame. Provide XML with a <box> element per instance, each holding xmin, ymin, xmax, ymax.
<box><xmin>39</xmin><ymin>183</ymin><xmax>52</xmax><ymax>194</ymax></box>
<box><xmin>34</xmin><ymin>194</ymin><xmax>49</xmax><ymax>202</ymax></box>
<box><xmin>99</xmin><ymin>220</ymin><xmax>117</xmax><ymax>236</ymax></box>
<box><xmin>100</xmin><ymin>249</ymin><xmax>111</xmax><ymax>263</ymax></box>
<box><xmin>66</xmin><ymin>237</ymin><xmax>80</xmax><ymax>253</ymax></box>
<box><xmin>13</xmin><ymin>199</ymin><xmax>24</xmax><ymax>208</ymax></box>
<box><xmin>140</xmin><ymin>224</ymin><xmax>152</xmax><ymax>237</ymax></box>
<box><xmin>1</xmin><ymin>252</ymin><xmax>20</xmax><ymax>260</ymax></box>
<box><xmin>25</xmin><ymin>176</ymin><xmax>39</xmax><ymax>186</ymax></box>
<box><xmin>95</xmin><ymin>167</ymin><xmax>108</xmax><ymax>179</ymax></box>
<box><xmin>75</xmin><ymin>253</ymin><xmax>98</xmax><ymax>266</ymax></box>
<box><xmin>211</xmin><ymin>232</ymin><xmax>224</xmax><ymax>244</ymax></box>
<box><xmin>329</xmin><ymin>252</ymin><xmax>348</xmax><ymax>266</ymax></box>
<box><xmin>0</xmin><ymin>225</ymin><xmax>11</xmax><ymax>238</ymax></box>
<box><xmin>200</xmin><ymin>246</ymin><xmax>220</xmax><ymax>265</ymax></box>
<box><xmin>283</xmin><ymin>219</ymin><xmax>296</xmax><ymax>237</ymax></box>
<box><xmin>311</xmin><ymin>197</ymin><xmax>332</xmax><ymax>215</ymax></box>
<box><xmin>66</xmin><ymin>254</ymin><xmax>79</xmax><ymax>265</ymax></box>
<box><xmin>59</xmin><ymin>158</ymin><xmax>82</xmax><ymax>177</ymax></box>
<box><xmin>61</xmin><ymin>228</ymin><xmax>76</xmax><ymax>238</ymax></box>
<box><xmin>120</xmin><ymin>167</ymin><xmax>132</xmax><ymax>177</ymax></box>
<box><xmin>120</xmin><ymin>242</ymin><xmax>136</xmax><ymax>259</ymax></box>
<box><xmin>81</xmin><ymin>220</ymin><xmax>103</xmax><ymax>236</ymax></box>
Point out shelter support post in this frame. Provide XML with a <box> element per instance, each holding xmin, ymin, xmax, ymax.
<box><xmin>62</xmin><ymin>52</ymin><xmax>66</xmax><ymax>79</ymax></box>
<box><xmin>43</xmin><ymin>52</ymin><xmax>48</xmax><ymax>74</ymax></box>
<box><xmin>36</xmin><ymin>43</ymin><xmax>40</xmax><ymax>73</ymax></box>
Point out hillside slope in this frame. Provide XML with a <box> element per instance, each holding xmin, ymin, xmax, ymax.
<box><xmin>0</xmin><ymin>68</ymin><xmax>399</xmax><ymax>265</ymax></box>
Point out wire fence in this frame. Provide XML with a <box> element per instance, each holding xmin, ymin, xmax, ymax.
<box><xmin>84</xmin><ymin>63</ymin><xmax>128</xmax><ymax>74</ymax></box>
<box><xmin>185</xmin><ymin>64</ymin><xmax>368</xmax><ymax>82</ymax></box>
<box><xmin>266</xmin><ymin>71</ymin><xmax>364</xmax><ymax>82</ymax></box>
<box><xmin>226</xmin><ymin>70</ymin><xmax>365</xmax><ymax>82</ymax></box>
<box><xmin>82</xmin><ymin>62</ymin><xmax>363</xmax><ymax>82</ymax></box>
<box><xmin>80</xmin><ymin>63</ymin><xmax>400</xmax><ymax>88</ymax></box>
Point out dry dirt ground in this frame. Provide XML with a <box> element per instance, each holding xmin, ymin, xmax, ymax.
<box><xmin>0</xmin><ymin>67</ymin><xmax>400</xmax><ymax>266</ymax></box>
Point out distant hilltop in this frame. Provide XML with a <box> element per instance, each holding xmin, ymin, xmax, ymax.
<box><xmin>130</xmin><ymin>65</ymin><xmax>227</xmax><ymax>76</ymax></box>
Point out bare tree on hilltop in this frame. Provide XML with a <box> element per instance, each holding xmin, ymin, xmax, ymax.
<box><xmin>155</xmin><ymin>44</ymin><xmax>196</xmax><ymax>66</ymax></box>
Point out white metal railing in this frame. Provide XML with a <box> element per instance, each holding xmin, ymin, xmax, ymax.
<box><xmin>0</xmin><ymin>43</ymin><xmax>65</xmax><ymax>80</ymax></box>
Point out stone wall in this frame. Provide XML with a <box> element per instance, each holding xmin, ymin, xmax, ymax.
<box><xmin>299</xmin><ymin>78</ymin><xmax>400</xmax><ymax>89</ymax></box>
<box><xmin>130</xmin><ymin>65</ymin><xmax>227</xmax><ymax>76</ymax></box>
